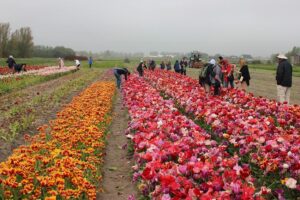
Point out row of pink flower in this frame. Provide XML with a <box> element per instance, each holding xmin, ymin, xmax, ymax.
<box><xmin>143</xmin><ymin>70</ymin><xmax>300</xmax><ymax>193</ymax></box>
<box><xmin>0</xmin><ymin>66</ymin><xmax>77</xmax><ymax>79</ymax></box>
<box><xmin>123</xmin><ymin>75</ymin><xmax>266</xmax><ymax>199</ymax></box>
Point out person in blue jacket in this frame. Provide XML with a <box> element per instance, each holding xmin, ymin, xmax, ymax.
<box><xmin>113</xmin><ymin>67</ymin><xmax>130</xmax><ymax>89</ymax></box>
<box><xmin>88</xmin><ymin>56</ymin><xmax>93</xmax><ymax>68</ymax></box>
<box><xmin>174</xmin><ymin>60</ymin><xmax>181</xmax><ymax>73</ymax></box>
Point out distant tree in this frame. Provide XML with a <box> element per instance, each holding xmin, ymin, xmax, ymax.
<box><xmin>7</xmin><ymin>27</ymin><xmax>34</xmax><ymax>57</ymax></box>
<box><xmin>53</xmin><ymin>46</ymin><xmax>75</xmax><ymax>58</ymax></box>
<box><xmin>0</xmin><ymin>23</ymin><xmax>11</xmax><ymax>57</ymax></box>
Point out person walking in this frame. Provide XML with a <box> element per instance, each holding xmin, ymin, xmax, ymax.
<box><xmin>276</xmin><ymin>54</ymin><xmax>292</xmax><ymax>104</ymax></box>
<box><xmin>211</xmin><ymin>59</ymin><xmax>222</xmax><ymax>95</ymax></box>
<box><xmin>174</xmin><ymin>60</ymin><xmax>181</xmax><ymax>73</ymax></box>
<box><xmin>113</xmin><ymin>67</ymin><xmax>130</xmax><ymax>89</ymax></box>
<box><xmin>6</xmin><ymin>55</ymin><xmax>16</xmax><ymax>70</ymax></box>
<box><xmin>88</xmin><ymin>56</ymin><xmax>93</xmax><ymax>68</ymax></box>
<box><xmin>238</xmin><ymin>58</ymin><xmax>251</xmax><ymax>91</ymax></box>
<box><xmin>137</xmin><ymin>61</ymin><xmax>144</xmax><ymax>77</ymax></box>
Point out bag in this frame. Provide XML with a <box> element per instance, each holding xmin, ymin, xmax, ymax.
<box><xmin>199</xmin><ymin>65</ymin><xmax>209</xmax><ymax>78</ymax></box>
<box><xmin>239</xmin><ymin>76</ymin><xmax>244</xmax><ymax>82</ymax></box>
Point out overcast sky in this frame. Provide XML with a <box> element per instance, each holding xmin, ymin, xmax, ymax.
<box><xmin>1</xmin><ymin>0</ymin><xmax>300</xmax><ymax>57</ymax></box>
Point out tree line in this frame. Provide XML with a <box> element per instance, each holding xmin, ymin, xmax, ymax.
<box><xmin>0</xmin><ymin>23</ymin><xmax>76</xmax><ymax>58</ymax></box>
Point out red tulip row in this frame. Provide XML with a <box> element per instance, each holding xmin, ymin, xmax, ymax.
<box><xmin>123</xmin><ymin>75</ymin><xmax>265</xmax><ymax>199</ymax></box>
<box><xmin>0</xmin><ymin>66</ymin><xmax>47</xmax><ymax>75</ymax></box>
<box><xmin>142</xmin><ymin>70</ymin><xmax>300</xmax><ymax>198</ymax></box>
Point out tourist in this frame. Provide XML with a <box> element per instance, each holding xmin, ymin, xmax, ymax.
<box><xmin>276</xmin><ymin>54</ymin><xmax>292</xmax><ymax>104</ymax></box>
<box><xmin>219</xmin><ymin>56</ymin><xmax>234</xmax><ymax>88</ymax></box>
<box><xmin>160</xmin><ymin>61</ymin><xmax>166</xmax><ymax>70</ymax></box>
<box><xmin>75</xmin><ymin>59</ymin><xmax>80</xmax><ymax>70</ymax></box>
<box><xmin>211</xmin><ymin>59</ymin><xmax>222</xmax><ymax>95</ymax></box>
<box><xmin>58</xmin><ymin>57</ymin><xmax>64</xmax><ymax>69</ymax></box>
<box><xmin>238</xmin><ymin>58</ymin><xmax>251</xmax><ymax>91</ymax></box>
<box><xmin>174</xmin><ymin>60</ymin><xmax>181</xmax><ymax>73</ymax></box>
<box><xmin>113</xmin><ymin>67</ymin><xmax>130</xmax><ymax>89</ymax></box>
<box><xmin>88</xmin><ymin>56</ymin><xmax>93</xmax><ymax>68</ymax></box>
<box><xmin>6</xmin><ymin>55</ymin><xmax>16</xmax><ymax>70</ymax></box>
<box><xmin>137</xmin><ymin>61</ymin><xmax>144</xmax><ymax>77</ymax></box>
<box><xmin>199</xmin><ymin>62</ymin><xmax>213</xmax><ymax>97</ymax></box>
<box><xmin>180</xmin><ymin>58</ymin><xmax>188</xmax><ymax>75</ymax></box>
<box><xmin>166</xmin><ymin>61</ymin><xmax>172</xmax><ymax>70</ymax></box>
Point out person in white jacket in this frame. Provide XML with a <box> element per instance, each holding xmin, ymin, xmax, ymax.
<box><xmin>75</xmin><ymin>59</ymin><xmax>80</xmax><ymax>70</ymax></box>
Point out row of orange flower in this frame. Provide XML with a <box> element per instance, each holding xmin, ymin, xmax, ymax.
<box><xmin>0</xmin><ymin>81</ymin><xmax>115</xmax><ymax>199</ymax></box>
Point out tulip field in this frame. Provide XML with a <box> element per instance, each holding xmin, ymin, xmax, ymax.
<box><xmin>0</xmin><ymin>61</ymin><xmax>299</xmax><ymax>200</ymax></box>
<box><xmin>0</xmin><ymin>81</ymin><xmax>115</xmax><ymax>199</ymax></box>
<box><xmin>123</xmin><ymin>70</ymin><xmax>300</xmax><ymax>199</ymax></box>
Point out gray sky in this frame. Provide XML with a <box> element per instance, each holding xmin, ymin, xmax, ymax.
<box><xmin>1</xmin><ymin>0</ymin><xmax>300</xmax><ymax>57</ymax></box>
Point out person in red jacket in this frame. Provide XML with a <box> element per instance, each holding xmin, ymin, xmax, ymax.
<box><xmin>219</xmin><ymin>56</ymin><xmax>234</xmax><ymax>88</ymax></box>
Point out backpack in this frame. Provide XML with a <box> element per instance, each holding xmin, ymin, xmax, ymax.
<box><xmin>199</xmin><ymin>65</ymin><xmax>209</xmax><ymax>78</ymax></box>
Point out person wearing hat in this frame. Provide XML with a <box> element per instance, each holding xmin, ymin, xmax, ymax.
<box><xmin>276</xmin><ymin>53</ymin><xmax>292</xmax><ymax>104</ymax></box>
<box><xmin>6</xmin><ymin>55</ymin><xmax>16</xmax><ymax>70</ymax></box>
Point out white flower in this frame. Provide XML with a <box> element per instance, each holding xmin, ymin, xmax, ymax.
<box><xmin>285</xmin><ymin>178</ymin><xmax>297</xmax><ymax>189</ymax></box>
<box><xmin>283</xmin><ymin>163</ymin><xmax>289</xmax><ymax>169</ymax></box>
<box><xmin>157</xmin><ymin>120</ymin><xmax>163</xmax><ymax>128</ymax></box>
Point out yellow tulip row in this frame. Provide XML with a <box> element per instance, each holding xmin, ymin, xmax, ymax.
<box><xmin>0</xmin><ymin>81</ymin><xmax>116</xmax><ymax>200</ymax></box>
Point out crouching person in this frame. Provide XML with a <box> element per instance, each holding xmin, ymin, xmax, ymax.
<box><xmin>113</xmin><ymin>67</ymin><xmax>130</xmax><ymax>89</ymax></box>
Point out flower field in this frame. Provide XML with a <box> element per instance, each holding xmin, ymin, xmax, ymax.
<box><xmin>123</xmin><ymin>70</ymin><xmax>300</xmax><ymax>199</ymax></box>
<box><xmin>0</xmin><ymin>81</ymin><xmax>115</xmax><ymax>199</ymax></box>
<box><xmin>0</xmin><ymin>66</ymin><xmax>77</xmax><ymax>79</ymax></box>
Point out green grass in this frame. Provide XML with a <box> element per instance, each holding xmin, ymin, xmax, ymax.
<box><xmin>249</xmin><ymin>64</ymin><xmax>300</xmax><ymax>76</ymax></box>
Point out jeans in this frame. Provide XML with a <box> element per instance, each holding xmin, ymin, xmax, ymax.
<box><xmin>114</xmin><ymin>70</ymin><xmax>121</xmax><ymax>89</ymax></box>
<box><xmin>214</xmin><ymin>80</ymin><xmax>221</xmax><ymax>95</ymax></box>
<box><xmin>138</xmin><ymin>70</ymin><xmax>143</xmax><ymax>77</ymax></box>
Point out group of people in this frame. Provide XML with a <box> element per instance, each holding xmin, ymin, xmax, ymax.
<box><xmin>199</xmin><ymin>56</ymin><xmax>251</xmax><ymax>96</ymax></box>
<box><xmin>58</xmin><ymin>56</ymin><xmax>94</xmax><ymax>70</ymax></box>
<box><xmin>136</xmin><ymin>58</ymin><xmax>189</xmax><ymax>77</ymax></box>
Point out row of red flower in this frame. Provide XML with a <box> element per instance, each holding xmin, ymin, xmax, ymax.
<box><xmin>0</xmin><ymin>66</ymin><xmax>46</xmax><ymax>75</ymax></box>
<box><xmin>143</xmin><ymin>70</ymin><xmax>299</xmax><ymax>197</ymax></box>
<box><xmin>123</xmin><ymin>75</ymin><xmax>266</xmax><ymax>199</ymax></box>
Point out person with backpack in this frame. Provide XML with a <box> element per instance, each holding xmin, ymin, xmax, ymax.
<box><xmin>199</xmin><ymin>62</ymin><xmax>212</xmax><ymax>96</ymax></box>
<box><xmin>210</xmin><ymin>59</ymin><xmax>222</xmax><ymax>95</ymax></box>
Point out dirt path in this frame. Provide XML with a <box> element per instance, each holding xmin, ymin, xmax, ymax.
<box><xmin>97</xmin><ymin>90</ymin><xmax>138</xmax><ymax>200</ymax></box>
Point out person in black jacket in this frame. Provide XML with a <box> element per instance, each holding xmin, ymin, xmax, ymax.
<box><xmin>238</xmin><ymin>58</ymin><xmax>251</xmax><ymax>91</ymax></box>
<box><xmin>113</xmin><ymin>67</ymin><xmax>130</xmax><ymax>89</ymax></box>
<box><xmin>137</xmin><ymin>61</ymin><xmax>144</xmax><ymax>77</ymax></box>
<box><xmin>276</xmin><ymin>54</ymin><xmax>292</xmax><ymax>104</ymax></box>
<box><xmin>6</xmin><ymin>55</ymin><xmax>16</xmax><ymax>69</ymax></box>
